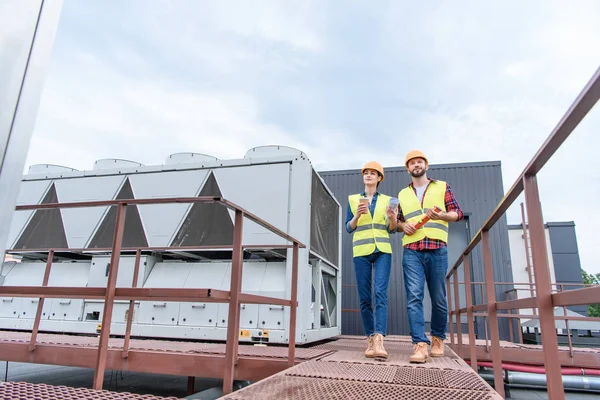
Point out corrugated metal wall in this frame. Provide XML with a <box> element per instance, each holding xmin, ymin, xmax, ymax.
<box><xmin>318</xmin><ymin>161</ymin><xmax>514</xmax><ymax>340</ymax></box>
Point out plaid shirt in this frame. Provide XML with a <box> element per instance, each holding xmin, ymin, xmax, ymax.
<box><xmin>397</xmin><ymin>179</ymin><xmax>463</xmax><ymax>250</ymax></box>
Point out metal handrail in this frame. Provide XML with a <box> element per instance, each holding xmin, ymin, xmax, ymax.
<box><xmin>445</xmin><ymin>66</ymin><xmax>600</xmax><ymax>400</ymax></box>
<box><xmin>1</xmin><ymin>196</ymin><xmax>305</xmax><ymax>395</ymax></box>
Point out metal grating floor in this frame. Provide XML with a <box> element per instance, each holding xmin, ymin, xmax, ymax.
<box><xmin>0</xmin><ymin>381</ymin><xmax>181</xmax><ymax>400</ymax></box>
<box><xmin>222</xmin><ymin>337</ymin><xmax>502</xmax><ymax>399</ymax></box>
<box><xmin>1</xmin><ymin>331</ymin><xmax>596</xmax><ymax>398</ymax></box>
<box><xmin>0</xmin><ymin>331</ymin><xmax>330</xmax><ymax>360</ymax></box>
<box><xmin>222</xmin><ymin>375</ymin><xmax>499</xmax><ymax>400</ymax></box>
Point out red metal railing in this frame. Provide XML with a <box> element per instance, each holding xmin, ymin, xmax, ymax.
<box><xmin>0</xmin><ymin>196</ymin><xmax>305</xmax><ymax>395</ymax></box>
<box><xmin>446</xmin><ymin>66</ymin><xmax>600</xmax><ymax>399</ymax></box>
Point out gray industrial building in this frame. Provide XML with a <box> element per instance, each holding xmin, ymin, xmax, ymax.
<box><xmin>319</xmin><ymin>161</ymin><xmax>514</xmax><ymax>340</ymax></box>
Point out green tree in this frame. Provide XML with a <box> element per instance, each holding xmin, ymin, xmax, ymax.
<box><xmin>582</xmin><ymin>269</ymin><xmax>600</xmax><ymax>317</ymax></box>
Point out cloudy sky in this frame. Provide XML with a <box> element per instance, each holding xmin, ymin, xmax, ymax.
<box><xmin>27</xmin><ymin>0</ymin><xmax>600</xmax><ymax>273</ymax></box>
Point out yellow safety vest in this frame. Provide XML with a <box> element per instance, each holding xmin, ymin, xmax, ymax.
<box><xmin>398</xmin><ymin>181</ymin><xmax>448</xmax><ymax>246</ymax></box>
<box><xmin>348</xmin><ymin>194</ymin><xmax>392</xmax><ymax>257</ymax></box>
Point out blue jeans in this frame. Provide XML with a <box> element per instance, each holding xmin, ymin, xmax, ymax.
<box><xmin>353</xmin><ymin>251</ymin><xmax>391</xmax><ymax>336</ymax></box>
<box><xmin>402</xmin><ymin>247</ymin><xmax>448</xmax><ymax>344</ymax></box>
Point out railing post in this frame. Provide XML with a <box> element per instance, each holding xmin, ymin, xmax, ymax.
<box><xmin>287</xmin><ymin>242</ymin><xmax>299</xmax><ymax>367</ymax></box>
<box><xmin>223</xmin><ymin>210</ymin><xmax>244</xmax><ymax>395</ymax></box>
<box><xmin>447</xmin><ymin>276</ymin><xmax>454</xmax><ymax>346</ymax></box>
<box><xmin>482</xmin><ymin>230</ymin><xmax>504</xmax><ymax>398</ymax></box>
<box><xmin>524</xmin><ymin>174</ymin><xmax>565</xmax><ymax>400</ymax></box>
<box><xmin>507</xmin><ymin>292</ymin><xmax>514</xmax><ymax>343</ymax></box>
<box><xmin>122</xmin><ymin>249</ymin><xmax>141</xmax><ymax>358</ymax></box>
<box><xmin>517</xmin><ymin>315</ymin><xmax>524</xmax><ymax>344</ymax></box>
<box><xmin>520</xmin><ymin>202</ymin><xmax>537</xmax><ymax>315</ymax></box>
<box><xmin>453</xmin><ymin>269</ymin><xmax>462</xmax><ymax>355</ymax></box>
<box><xmin>463</xmin><ymin>254</ymin><xmax>477</xmax><ymax>371</ymax></box>
<box><xmin>480</xmin><ymin>285</ymin><xmax>489</xmax><ymax>353</ymax></box>
<box><xmin>29</xmin><ymin>250</ymin><xmax>54</xmax><ymax>351</ymax></box>
<box><xmin>93</xmin><ymin>203</ymin><xmax>127</xmax><ymax>390</ymax></box>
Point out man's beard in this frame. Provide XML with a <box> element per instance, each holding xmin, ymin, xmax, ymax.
<box><xmin>410</xmin><ymin>168</ymin><xmax>426</xmax><ymax>178</ymax></box>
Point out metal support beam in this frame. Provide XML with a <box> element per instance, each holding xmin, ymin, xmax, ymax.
<box><xmin>122</xmin><ymin>249</ymin><xmax>141</xmax><ymax>358</ymax></box>
<box><xmin>223</xmin><ymin>210</ymin><xmax>244</xmax><ymax>395</ymax></box>
<box><xmin>29</xmin><ymin>250</ymin><xmax>54</xmax><ymax>351</ymax></box>
<box><xmin>288</xmin><ymin>243</ymin><xmax>299</xmax><ymax>367</ymax></box>
<box><xmin>482</xmin><ymin>231</ymin><xmax>504</xmax><ymax>398</ymax></box>
<box><xmin>93</xmin><ymin>203</ymin><xmax>126</xmax><ymax>390</ymax></box>
<box><xmin>463</xmin><ymin>254</ymin><xmax>477</xmax><ymax>371</ymax></box>
<box><xmin>524</xmin><ymin>175</ymin><xmax>565</xmax><ymax>400</ymax></box>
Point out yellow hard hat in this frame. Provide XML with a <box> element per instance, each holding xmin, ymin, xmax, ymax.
<box><xmin>405</xmin><ymin>150</ymin><xmax>428</xmax><ymax>168</ymax></box>
<box><xmin>361</xmin><ymin>161</ymin><xmax>384</xmax><ymax>181</ymax></box>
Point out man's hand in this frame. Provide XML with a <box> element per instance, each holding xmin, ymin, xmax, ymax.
<box><xmin>403</xmin><ymin>223</ymin><xmax>416</xmax><ymax>236</ymax></box>
<box><xmin>426</xmin><ymin>207</ymin><xmax>444</xmax><ymax>221</ymax></box>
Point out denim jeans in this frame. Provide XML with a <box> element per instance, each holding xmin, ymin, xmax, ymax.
<box><xmin>402</xmin><ymin>247</ymin><xmax>448</xmax><ymax>344</ymax></box>
<box><xmin>353</xmin><ymin>251</ymin><xmax>391</xmax><ymax>336</ymax></box>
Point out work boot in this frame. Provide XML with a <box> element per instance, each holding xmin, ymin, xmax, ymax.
<box><xmin>365</xmin><ymin>335</ymin><xmax>375</xmax><ymax>358</ymax></box>
<box><xmin>409</xmin><ymin>342</ymin><xmax>429</xmax><ymax>363</ymax></box>
<box><xmin>430</xmin><ymin>336</ymin><xmax>445</xmax><ymax>357</ymax></box>
<box><xmin>372</xmin><ymin>333</ymin><xmax>388</xmax><ymax>359</ymax></box>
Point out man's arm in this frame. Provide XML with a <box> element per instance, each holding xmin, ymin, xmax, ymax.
<box><xmin>426</xmin><ymin>183</ymin><xmax>464</xmax><ymax>222</ymax></box>
<box><xmin>396</xmin><ymin>204</ymin><xmax>416</xmax><ymax>235</ymax></box>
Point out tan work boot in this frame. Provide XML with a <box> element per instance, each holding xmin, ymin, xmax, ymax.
<box><xmin>430</xmin><ymin>336</ymin><xmax>445</xmax><ymax>357</ymax></box>
<box><xmin>372</xmin><ymin>333</ymin><xmax>388</xmax><ymax>359</ymax></box>
<box><xmin>409</xmin><ymin>342</ymin><xmax>429</xmax><ymax>363</ymax></box>
<box><xmin>365</xmin><ymin>335</ymin><xmax>375</xmax><ymax>358</ymax></box>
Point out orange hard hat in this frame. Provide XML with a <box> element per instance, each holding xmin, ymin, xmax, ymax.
<box><xmin>361</xmin><ymin>161</ymin><xmax>384</xmax><ymax>181</ymax></box>
<box><xmin>405</xmin><ymin>150</ymin><xmax>428</xmax><ymax>168</ymax></box>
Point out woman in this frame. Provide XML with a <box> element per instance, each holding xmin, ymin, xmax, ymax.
<box><xmin>346</xmin><ymin>161</ymin><xmax>397</xmax><ymax>359</ymax></box>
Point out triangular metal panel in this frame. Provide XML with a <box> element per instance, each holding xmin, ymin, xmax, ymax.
<box><xmin>129</xmin><ymin>170</ymin><xmax>208</xmax><ymax>247</ymax></box>
<box><xmin>55</xmin><ymin>175</ymin><xmax>126</xmax><ymax>249</ymax></box>
<box><xmin>87</xmin><ymin>178</ymin><xmax>148</xmax><ymax>249</ymax></box>
<box><xmin>6</xmin><ymin>180</ymin><xmax>51</xmax><ymax>249</ymax></box>
<box><xmin>170</xmin><ymin>172</ymin><xmax>234</xmax><ymax>247</ymax></box>
<box><xmin>213</xmin><ymin>164</ymin><xmax>290</xmax><ymax>245</ymax></box>
<box><xmin>13</xmin><ymin>184</ymin><xmax>68</xmax><ymax>249</ymax></box>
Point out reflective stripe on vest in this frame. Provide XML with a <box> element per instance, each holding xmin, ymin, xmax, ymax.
<box><xmin>349</xmin><ymin>193</ymin><xmax>392</xmax><ymax>257</ymax></box>
<box><xmin>398</xmin><ymin>181</ymin><xmax>449</xmax><ymax>245</ymax></box>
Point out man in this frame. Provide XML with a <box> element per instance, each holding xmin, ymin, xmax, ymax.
<box><xmin>396</xmin><ymin>150</ymin><xmax>463</xmax><ymax>363</ymax></box>
<box><xmin>346</xmin><ymin>161</ymin><xmax>397</xmax><ymax>359</ymax></box>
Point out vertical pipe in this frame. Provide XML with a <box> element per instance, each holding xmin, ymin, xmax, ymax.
<box><xmin>223</xmin><ymin>210</ymin><xmax>244</xmax><ymax>395</ymax></box>
<box><xmin>29</xmin><ymin>249</ymin><xmax>54</xmax><ymax>351</ymax></box>
<box><xmin>287</xmin><ymin>243</ymin><xmax>299</xmax><ymax>367</ymax></box>
<box><xmin>482</xmin><ymin>230</ymin><xmax>504</xmax><ymax>398</ymax></box>
<box><xmin>524</xmin><ymin>175</ymin><xmax>565</xmax><ymax>400</ymax></box>
<box><xmin>122</xmin><ymin>249</ymin><xmax>141</xmax><ymax>358</ymax></box>
<box><xmin>463</xmin><ymin>254</ymin><xmax>477</xmax><ymax>370</ymax></box>
<box><xmin>93</xmin><ymin>203</ymin><xmax>127</xmax><ymax>390</ymax></box>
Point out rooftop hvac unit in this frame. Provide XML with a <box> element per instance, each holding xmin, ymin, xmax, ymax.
<box><xmin>3</xmin><ymin>151</ymin><xmax>342</xmax><ymax>345</ymax></box>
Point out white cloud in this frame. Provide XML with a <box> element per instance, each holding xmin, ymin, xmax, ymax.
<box><xmin>26</xmin><ymin>0</ymin><xmax>600</xmax><ymax>276</ymax></box>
